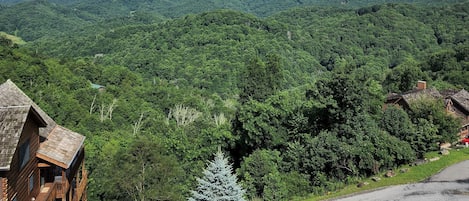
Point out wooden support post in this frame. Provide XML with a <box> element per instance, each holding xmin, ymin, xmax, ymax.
<box><xmin>62</xmin><ymin>169</ymin><xmax>67</xmax><ymax>201</ymax></box>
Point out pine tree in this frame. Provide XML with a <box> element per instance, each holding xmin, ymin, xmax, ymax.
<box><xmin>189</xmin><ymin>149</ymin><xmax>246</xmax><ymax>201</ymax></box>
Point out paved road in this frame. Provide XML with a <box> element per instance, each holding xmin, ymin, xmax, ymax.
<box><xmin>333</xmin><ymin>160</ymin><xmax>469</xmax><ymax>201</ymax></box>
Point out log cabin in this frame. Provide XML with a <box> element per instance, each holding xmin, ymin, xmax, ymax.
<box><xmin>385</xmin><ymin>80</ymin><xmax>442</xmax><ymax>111</ymax></box>
<box><xmin>0</xmin><ymin>80</ymin><xmax>87</xmax><ymax>201</ymax></box>
<box><xmin>385</xmin><ymin>80</ymin><xmax>469</xmax><ymax>142</ymax></box>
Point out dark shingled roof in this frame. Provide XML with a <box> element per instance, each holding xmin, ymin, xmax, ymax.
<box><xmin>0</xmin><ymin>106</ymin><xmax>29</xmax><ymax>170</ymax></box>
<box><xmin>0</xmin><ymin>106</ymin><xmax>46</xmax><ymax>170</ymax></box>
<box><xmin>401</xmin><ymin>88</ymin><xmax>442</xmax><ymax>104</ymax></box>
<box><xmin>0</xmin><ymin>80</ymin><xmax>56</xmax><ymax>138</ymax></box>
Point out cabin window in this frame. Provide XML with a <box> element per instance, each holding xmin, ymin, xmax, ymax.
<box><xmin>19</xmin><ymin>139</ymin><xmax>30</xmax><ymax>169</ymax></box>
<box><xmin>29</xmin><ymin>173</ymin><xmax>34</xmax><ymax>192</ymax></box>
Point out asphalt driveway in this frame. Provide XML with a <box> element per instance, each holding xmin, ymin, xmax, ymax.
<box><xmin>333</xmin><ymin>160</ymin><xmax>469</xmax><ymax>201</ymax></box>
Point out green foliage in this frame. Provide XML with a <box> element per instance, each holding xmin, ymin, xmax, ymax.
<box><xmin>95</xmin><ymin>136</ymin><xmax>186</xmax><ymax>201</ymax></box>
<box><xmin>383</xmin><ymin>58</ymin><xmax>429</xmax><ymax>93</ymax></box>
<box><xmin>233</xmin><ymin>90</ymin><xmax>304</xmax><ymax>159</ymax></box>
<box><xmin>262</xmin><ymin>171</ymin><xmax>289</xmax><ymax>201</ymax></box>
<box><xmin>381</xmin><ymin>105</ymin><xmax>414</xmax><ymax>141</ymax></box>
<box><xmin>306</xmin><ymin>69</ymin><xmax>384</xmax><ymax>129</ymax></box>
<box><xmin>279</xmin><ymin>171</ymin><xmax>311</xmax><ymax>198</ymax></box>
<box><xmin>409</xmin><ymin>98</ymin><xmax>460</xmax><ymax>144</ymax></box>
<box><xmin>411</xmin><ymin>118</ymin><xmax>439</xmax><ymax>158</ymax></box>
<box><xmin>0</xmin><ymin>1</ymin><xmax>98</xmax><ymax>41</ymax></box>
<box><xmin>235</xmin><ymin>100</ymin><xmax>287</xmax><ymax>151</ymax></box>
<box><xmin>31</xmin><ymin>9</ymin><xmax>319</xmax><ymax>97</ymax></box>
<box><xmin>239</xmin><ymin>54</ymin><xmax>284</xmax><ymax>103</ymax></box>
<box><xmin>238</xmin><ymin>149</ymin><xmax>283</xmax><ymax>198</ymax></box>
<box><xmin>238</xmin><ymin>149</ymin><xmax>313</xmax><ymax>200</ymax></box>
<box><xmin>289</xmin><ymin>70</ymin><xmax>416</xmax><ymax>190</ymax></box>
<box><xmin>421</xmin><ymin>44</ymin><xmax>469</xmax><ymax>89</ymax></box>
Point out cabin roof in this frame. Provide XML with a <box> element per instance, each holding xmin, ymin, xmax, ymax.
<box><xmin>0</xmin><ymin>79</ymin><xmax>86</xmax><ymax>170</ymax></box>
<box><xmin>0</xmin><ymin>80</ymin><xmax>56</xmax><ymax>138</ymax></box>
<box><xmin>401</xmin><ymin>88</ymin><xmax>442</xmax><ymax>104</ymax></box>
<box><xmin>0</xmin><ymin>106</ymin><xmax>30</xmax><ymax>170</ymax></box>
<box><xmin>0</xmin><ymin>106</ymin><xmax>46</xmax><ymax>170</ymax></box>
<box><xmin>91</xmin><ymin>83</ymin><xmax>105</xmax><ymax>89</ymax></box>
<box><xmin>386</xmin><ymin>88</ymin><xmax>442</xmax><ymax>108</ymax></box>
<box><xmin>37</xmin><ymin>126</ymin><xmax>85</xmax><ymax>169</ymax></box>
<box><xmin>440</xmin><ymin>89</ymin><xmax>460</xmax><ymax>98</ymax></box>
<box><xmin>450</xmin><ymin>89</ymin><xmax>469</xmax><ymax>113</ymax></box>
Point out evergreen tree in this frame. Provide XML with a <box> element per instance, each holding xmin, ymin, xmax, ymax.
<box><xmin>189</xmin><ymin>149</ymin><xmax>246</xmax><ymax>201</ymax></box>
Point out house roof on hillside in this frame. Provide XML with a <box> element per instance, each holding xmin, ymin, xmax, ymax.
<box><xmin>90</xmin><ymin>83</ymin><xmax>105</xmax><ymax>89</ymax></box>
<box><xmin>440</xmin><ymin>89</ymin><xmax>460</xmax><ymax>98</ymax></box>
<box><xmin>401</xmin><ymin>88</ymin><xmax>442</xmax><ymax>103</ymax></box>
<box><xmin>37</xmin><ymin>126</ymin><xmax>85</xmax><ymax>169</ymax></box>
<box><xmin>386</xmin><ymin>88</ymin><xmax>442</xmax><ymax>107</ymax></box>
<box><xmin>450</xmin><ymin>89</ymin><xmax>469</xmax><ymax>113</ymax></box>
<box><xmin>0</xmin><ymin>106</ymin><xmax>46</xmax><ymax>170</ymax></box>
<box><xmin>0</xmin><ymin>80</ymin><xmax>56</xmax><ymax>138</ymax></box>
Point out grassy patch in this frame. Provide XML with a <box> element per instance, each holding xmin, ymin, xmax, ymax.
<box><xmin>0</xmin><ymin>32</ymin><xmax>26</xmax><ymax>45</ymax></box>
<box><xmin>300</xmin><ymin>147</ymin><xmax>469</xmax><ymax>201</ymax></box>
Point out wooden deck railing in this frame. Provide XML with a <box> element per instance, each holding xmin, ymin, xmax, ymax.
<box><xmin>54</xmin><ymin>175</ymin><xmax>70</xmax><ymax>199</ymax></box>
<box><xmin>73</xmin><ymin>170</ymin><xmax>88</xmax><ymax>201</ymax></box>
<box><xmin>36</xmin><ymin>182</ymin><xmax>57</xmax><ymax>201</ymax></box>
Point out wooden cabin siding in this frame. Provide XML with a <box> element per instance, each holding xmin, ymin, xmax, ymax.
<box><xmin>1</xmin><ymin>177</ymin><xmax>5</xmax><ymax>200</ymax></box>
<box><xmin>6</xmin><ymin>116</ymin><xmax>41</xmax><ymax>201</ymax></box>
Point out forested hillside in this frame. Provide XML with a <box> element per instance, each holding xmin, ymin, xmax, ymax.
<box><xmin>30</xmin><ymin>2</ymin><xmax>469</xmax><ymax>95</ymax></box>
<box><xmin>1</xmin><ymin>0</ymin><xmax>467</xmax><ymax>40</ymax></box>
<box><xmin>2</xmin><ymin>0</ymin><xmax>467</xmax><ymax>17</ymax></box>
<box><xmin>0</xmin><ymin>0</ymin><xmax>164</xmax><ymax>41</ymax></box>
<box><xmin>0</xmin><ymin>0</ymin><xmax>468</xmax><ymax>200</ymax></box>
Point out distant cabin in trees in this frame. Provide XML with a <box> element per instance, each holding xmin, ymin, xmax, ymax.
<box><xmin>90</xmin><ymin>82</ymin><xmax>105</xmax><ymax>92</ymax></box>
<box><xmin>0</xmin><ymin>80</ymin><xmax>87</xmax><ymax>201</ymax></box>
<box><xmin>385</xmin><ymin>81</ymin><xmax>442</xmax><ymax>111</ymax></box>
<box><xmin>385</xmin><ymin>80</ymin><xmax>469</xmax><ymax>140</ymax></box>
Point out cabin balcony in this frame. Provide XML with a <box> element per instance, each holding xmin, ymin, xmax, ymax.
<box><xmin>36</xmin><ymin>170</ymin><xmax>88</xmax><ymax>201</ymax></box>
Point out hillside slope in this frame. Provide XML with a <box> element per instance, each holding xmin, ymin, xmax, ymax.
<box><xmin>0</xmin><ymin>1</ymin><xmax>98</xmax><ymax>41</ymax></box>
<box><xmin>1</xmin><ymin>0</ymin><xmax>466</xmax><ymax>41</ymax></box>
<box><xmin>2</xmin><ymin>0</ymin><xmax>467</xmax><ymax>18</ymax></box>
<box><xmin>0</xmin><ymin>1</ymin><xmax>166</xmax><ymax>41</ymax></box>
<box><xmin>29</xmin><ymin>3</ymin><xmax>468</xmax><ymax>96</ymax></box>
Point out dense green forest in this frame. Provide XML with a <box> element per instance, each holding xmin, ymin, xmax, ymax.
<box><xmin>0</xmin><ymin>0</ymin><xmax>468</xmax><ymax>200</ymax></box>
